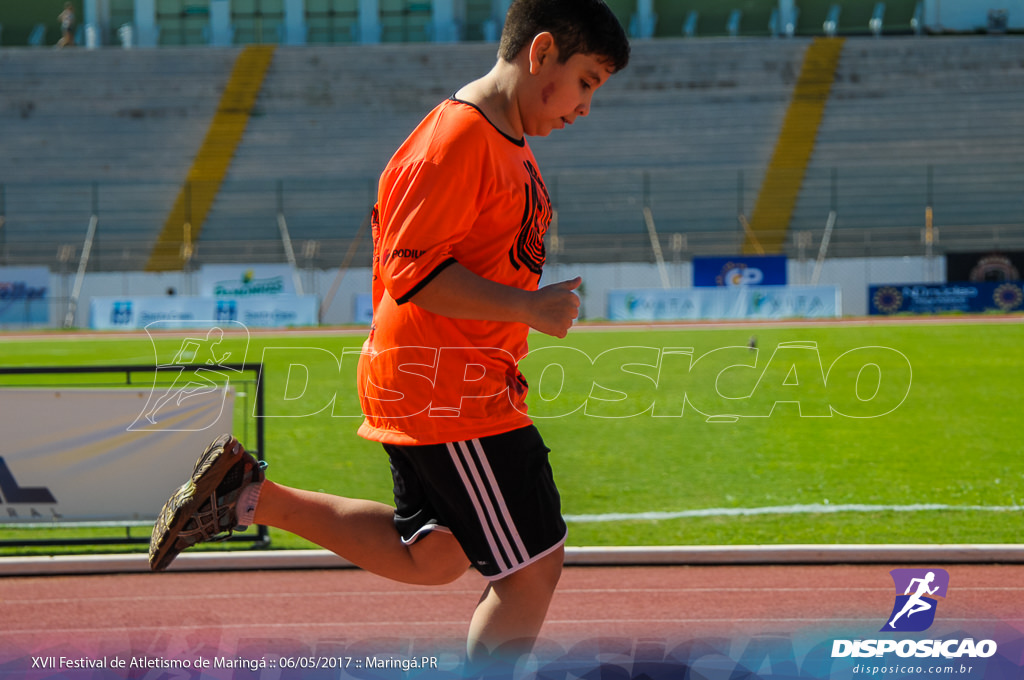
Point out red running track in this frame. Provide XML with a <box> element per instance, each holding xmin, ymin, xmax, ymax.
<box><xmin>2</xmin><ymin>564</ymin><xmax>1023</xmax><ymax>678</ymax></box>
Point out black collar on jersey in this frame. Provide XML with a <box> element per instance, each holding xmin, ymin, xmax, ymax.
<box><xmin>449</xmin><ymin>96</ymin><xmax>527</xmax><ymax>147</ymax></box>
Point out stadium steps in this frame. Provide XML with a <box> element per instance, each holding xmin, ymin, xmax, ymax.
<box><xmin>746</xmin><ymin>37</ymin><xmax>844</xmax><ymax>254</ymax></box>
<box><xmin>516</xmin><ymin>38</ymin><xmax>806</xmax><ymax>239</ymax></box>
<box><xmin>205</xmin><ymin>39</ymin><xmax>806</xmax><ymax>246</ymax></box>
<box><xmin>0</xmin><ymin>48</ymin><xmax>235</xmax><ymax>269</ymax></box>
<box><xmin>792</xmin><ymin>37</ymin><xmax>1024</xmax><ymax>238</ymax></box>
<box><xmin>2</xmin><ymin>38</ymin><xmax>1024</xmax><ymax>268</ymax></box>
<box><xmin>204</xmin><ymin>43</ymin><xmax>496</xmax><ymax>246</ymax></box>
<box><xmin>145</xmin><ymin>45</ymin><xmax>276</xmax><ymax>272</ymax></box>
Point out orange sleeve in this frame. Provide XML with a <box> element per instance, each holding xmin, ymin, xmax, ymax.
<box><xmin>376</xmin><ymin>137</ymin><xmax>483</xmax><ymax>305</ymax></box>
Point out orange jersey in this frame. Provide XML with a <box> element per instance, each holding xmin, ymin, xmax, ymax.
<box><xmin>357</xmin><ymin>98</ymin><xmax>551</xmax><ymax>445</ymax></box>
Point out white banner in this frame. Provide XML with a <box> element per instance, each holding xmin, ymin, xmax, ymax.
<box><xmin>89</xmin><ymin>295</ymin><xmax>318</xmax><ymax>329</ymax></box>
<box><xmin>199</xmin><ymin>264</ymin><xmax>297</xmax><ymax>297</ymax></box>
<box><xmin>608</xmin><ymin>286</ymin><xmax>842</xmax><ymax>321</ymax></box>
<box><xmin>0</xmin><ymin>387</ymin><xmax>234</xmax><ymax>524</ymax></box>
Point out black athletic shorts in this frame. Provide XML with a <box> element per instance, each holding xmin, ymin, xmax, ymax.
<box><xmin>383</xmin><ymin>425</ymin><xmax>567</xmax><ymax>580</ymax></box>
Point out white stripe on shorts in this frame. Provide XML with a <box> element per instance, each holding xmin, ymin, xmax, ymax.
<box><xmin>468</xmin><ymin>438</ymin><xmax>530</xmax><ymax>562</ymax></box>
<box><xmin>445</xmin><ymin>438</ymin><xmax>528</xmax><ymax>573</ymax></box>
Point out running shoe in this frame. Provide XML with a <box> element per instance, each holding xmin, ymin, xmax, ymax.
<box><xmin>149</xmin><ymin>434</ymin><xmax>266</xmax><ymax>572</ymax></box>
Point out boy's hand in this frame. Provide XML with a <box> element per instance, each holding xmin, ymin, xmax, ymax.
<box><xmin>528</xmin><ymin>277</ymin><xmax>581</xmax><ymax>338</ymax></box>
<box><xmin>408</xmin><ymin>264</ymin><xmax>581</xmax><ymax>337</ymax></box>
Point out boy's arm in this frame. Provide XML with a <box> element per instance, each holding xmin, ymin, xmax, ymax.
<box><xmin>408</xmin><ymin>262</ymin><xmax>581</xmax><ymax>339</ymax></box>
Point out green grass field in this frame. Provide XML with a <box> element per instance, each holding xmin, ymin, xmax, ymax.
<box><xmin>1</xmin><ymin>318</ymin><xmax>1022</xmax><ymax>554</ymax></box>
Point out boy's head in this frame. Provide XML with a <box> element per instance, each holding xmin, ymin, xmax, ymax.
<box><xmin>498</xmin><ymin>0</ymin><xmax>630</xmax><ymax>74</ymax></box>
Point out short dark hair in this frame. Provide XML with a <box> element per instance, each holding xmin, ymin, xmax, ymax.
<box><xmin>498</xmin><ymin>0</ymin><xmax>630</xmax><ymax>73</ymax></box>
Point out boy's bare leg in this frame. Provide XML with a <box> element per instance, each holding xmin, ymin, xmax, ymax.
<box><xmin>466</xmin><ymin>545</ymin><xmax>564</xmax><ymax>666</ymax></box>
<box><xmin>254</xmin><ymin>481</ymin><xmax>469</xmax><ymax>586</ymax></box>
<box><xmin>254</xmin><ymin>481</ymin><xmax>562</xmax><ymax>663</ymax></box>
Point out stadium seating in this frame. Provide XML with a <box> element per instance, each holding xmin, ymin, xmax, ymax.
<box><xmin>0</xmin><ymin>48</ymin><xmax>234</xmax><ymax>269</ymax></box>
<box><xmin>532</xmin><ymin>38</ymin><xmax>805</xmax><ymax>239</ymax></box>
<box><xmin>217</xmin><ymin>38</ymin><xmax>804</xmax><ymax>246</ymax></box>
<box><xmin>1</xmin><ymin>36</ymin><xmax>1022</xmax><ymax>269</ymax></box>
<box><xmin>203</xmin><ymin>42</ymin><xmax>496</xmax><ymax>246</ymax></box>
<box><xmin>793</xmin><ymin>37</ymin><xmax>1024</xmax><ymax>237</ymax></box>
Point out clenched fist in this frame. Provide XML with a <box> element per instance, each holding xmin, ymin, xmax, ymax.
<box><xmin>526</xmin><ymin>277</ymin><xmax>581</xmax><ymax>338</ymax></box>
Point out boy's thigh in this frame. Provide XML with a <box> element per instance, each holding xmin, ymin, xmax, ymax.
<box><xmin>385</xmin><ymin>425</ymin><xmax>567</xmax><ymax>581</ymax></box>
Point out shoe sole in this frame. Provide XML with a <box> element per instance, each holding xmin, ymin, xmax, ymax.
<box><xmin>149</xmin><ymin>434</ymin><xmax>241</xmax><ymax>572</ymax></box>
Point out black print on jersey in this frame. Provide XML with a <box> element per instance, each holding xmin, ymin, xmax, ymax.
<box><xmin>384</xmin><ymin>248</ymin><xmax>426</xmax><ymax>264</ymax></box>
<box><xmin>509</xmin><ymin>160</ymin><xmax>550</xmax><ymax>275</ymax></box>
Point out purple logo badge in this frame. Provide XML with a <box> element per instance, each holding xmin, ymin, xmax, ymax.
<box><xmin>881</xmin><ymin>568</ymin><xmax>950</xmax><ymax>632</ymax></box>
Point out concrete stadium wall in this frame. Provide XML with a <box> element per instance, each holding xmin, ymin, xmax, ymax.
<box><xmin>45</xmin><ymin>255</ymin><xmax>936</xmax><ymax>328</ymax></box>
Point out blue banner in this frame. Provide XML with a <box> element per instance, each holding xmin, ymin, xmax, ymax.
<box><xmin>869</xmin><ymin>282</ymin><xmax>1024</xmax><ymax>315</ymax></box>
<box><xmin>0</xmin><ymin>266</ymin><xmax>49</xmax><ymax>326</ymax></box>
<box><xmin>693</xmin><ymin>255</ymin><xmax>788</xmax><ymax>287</ymax></box>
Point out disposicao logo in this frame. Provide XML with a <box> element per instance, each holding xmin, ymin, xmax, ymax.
<box><xmin>882</xmin><ymin>568</ymin><xmax>949</xmax><ymax>632</ymax></box>
<box><xmin>831</xmin><ymin>568</ymin><xmax>998</xmax><ymax>660</ymax></box>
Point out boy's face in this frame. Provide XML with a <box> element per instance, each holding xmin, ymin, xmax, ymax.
<box><xmin>522</xmin><ymin>36</ymin><xmax>615</xmax><ymax>137</ymax></box>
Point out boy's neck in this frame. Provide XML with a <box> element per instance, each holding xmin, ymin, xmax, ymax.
<box><xmin>455</xmin><ymin>60</ymin><xmax>524</xmax><ymax>141</ymax></box>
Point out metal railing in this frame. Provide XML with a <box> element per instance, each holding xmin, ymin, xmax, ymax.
<box><xmin>4</xmin><ymin>223</ymin><xmax>1023</xmax><ymax>275</ymax></box>
<box><xmin>0</xmin><ymin>162</ymin><xmax>1021</xmax><ymax>271</ymax></box>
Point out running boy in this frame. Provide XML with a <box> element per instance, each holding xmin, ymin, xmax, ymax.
<box><xmin>150</xmin><ymin>0</ymin><xmax>629</xmax><ymax>668</ymax></box>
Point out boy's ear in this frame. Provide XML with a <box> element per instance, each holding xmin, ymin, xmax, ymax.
<box><xmin>528</xmin><ymin>32</ymin><xmax>557</xmax><ymax>75</ymax></box>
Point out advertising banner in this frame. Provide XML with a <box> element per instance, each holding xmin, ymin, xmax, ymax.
<box><xmin>608</xmin><ymin>286</ymin><xmax>840</xmax><ymax>322</ymax></box>
<box><xmin>198</xmin><ymin>264</ymin><xmax>297</xmax><ymax>297</ymax></box>
<box><xmin>0</xmin><ymin>266</ymin><xmax>50</xmax><ymax>326</ymax></box>
<box><xmin>355</xmin><ymin>293</ymin><xmax>373</xmax><ymax>324</ymax></box>
<box><xmin>946</xmin><ymin>251</ymin><xmax>1024</xmax><ymax>283</ymax></box>
<box><xmin>869</xmin><ymin>282</ymin><xmax>1024</xmax><ymax>315</ymax></box>
<box><xmin>89</xmin><ymin>295</ymin><xmax>319</xmax><ymax>329</ymax></box>
<box><xmin>693</xmin><ymin>255</ymin><xmax>788</xmax><ymax>287</ymax></box>
<box><xmin>0</xmin><ymin>387</ymin><xmax>233</xmax><ymax>523</ymax></box>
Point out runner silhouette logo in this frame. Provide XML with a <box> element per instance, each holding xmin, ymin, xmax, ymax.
<box><xmin>881</xmin><ymin>568</ymin><xmax>949</xmax><ymax>632</ymax></box>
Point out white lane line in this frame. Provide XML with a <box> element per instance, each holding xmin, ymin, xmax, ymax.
<box><xmin>565</xmin><ymin>503</ymin><xmax>1024</xmax><ymax>523</ymax></box>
